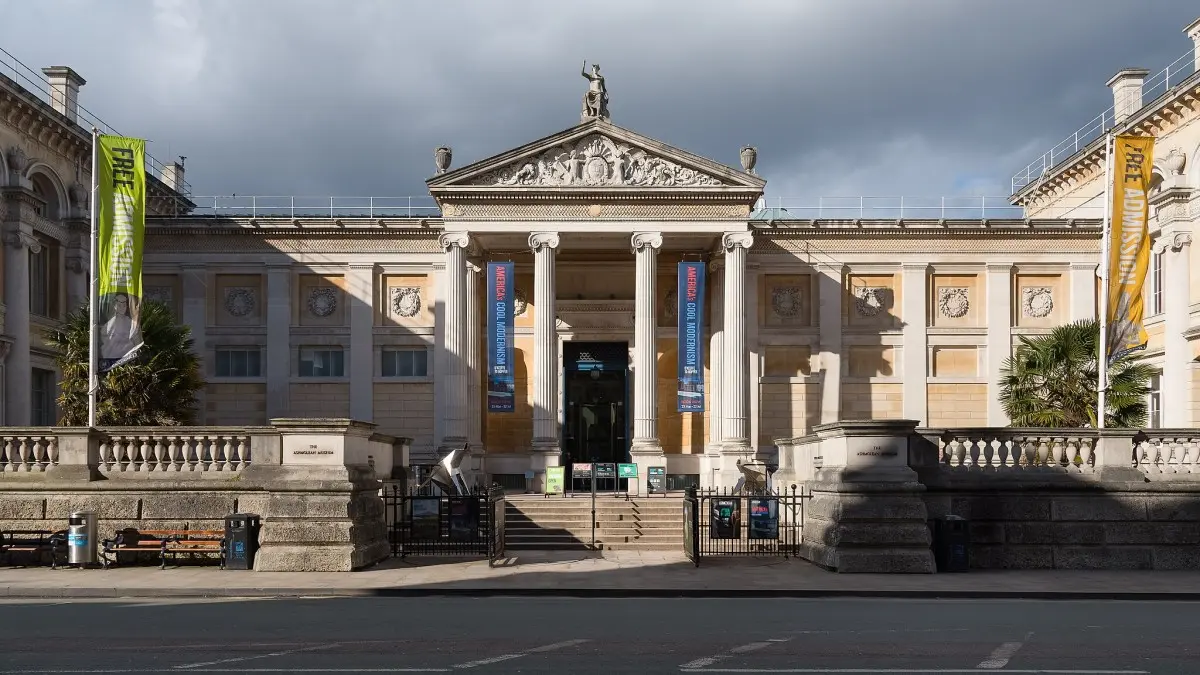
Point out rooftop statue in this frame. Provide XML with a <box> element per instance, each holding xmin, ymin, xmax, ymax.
<box><xmin>581</xmin><ymin>60</ymin><xmax>609</xmax><ymax>121</ymax></box>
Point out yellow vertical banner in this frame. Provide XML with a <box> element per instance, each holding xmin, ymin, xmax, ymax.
<box><xmin>1105</xmin><ymin>134</ymin><xmax>1154</xmax><ymax>363</ymax></box>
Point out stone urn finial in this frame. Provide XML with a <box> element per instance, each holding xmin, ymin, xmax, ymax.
<box><xmin>5</xmin><ymin>146</ymin><xmax>28</xmax><ymax>174</ymax></box>
<box><xmin>434</xmin><ymin>147</ymin><xmax>452</xmax><ymax>175</ymax></box>
<box><xmin>1163</xmin><ymin>147</ymin><xmax>1186</xmax><ymax>176</ymax></box>
<box><xmin>68</xmin><ymin>182</ymin><xmax>88</xmax><ymax>209</ymax></box>
<box><xmin>739</xmin><ymin>145</ymin><xmax>757</xmax><ymax>175</ymax></box>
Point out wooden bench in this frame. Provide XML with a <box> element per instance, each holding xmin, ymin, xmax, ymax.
<box><xmin>0</xmin><ymin>530</ymin><xmax>66</xmax><ymax>569</ymax></box>
<box><xmin>101</xmin><ymin>528</ymin><xmax>225</xmax><ymax>570</ymax></box>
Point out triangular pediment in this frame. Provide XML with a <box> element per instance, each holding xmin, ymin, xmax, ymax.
<box><xmin>427</xmin><ymin>120</ymin><xmax>765</xmax><ymax>193</ymax></box>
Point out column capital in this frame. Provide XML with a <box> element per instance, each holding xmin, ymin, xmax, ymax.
<box><xmin>2</xmin><ymin>229</ymin><xmax>40</xmax><ymax>253</ymax></box>
<box><xmin>439</xmin><ymin>231</ymin><xmax>471</xmax><ymax>252</ymax></box>
<box><xmin>985</xmin><ymin>262</ymin><xmax>1014</xmax><ymax>273</ymax></box>
<box><xmin>721</xmin><ymin>231</ymin><xmax>754</xmax><ymax>252</ymax></box>
<box><xmin>348</xmin><ymin>262</ymin><xmax>376</xmax><ymax>271</ymax></box>
<box><xmin>631</xmin><ymin>231</ymin><xmax>663</xmax><ymax>254</ymax></box>
<box><xmin>528</xmin><ymin>231</ymin><xmax>561</xmax><ymax>252</ymax></box>
<box><xmin>466</xmin><ymin>260</ymin><xmax>482</xmax><ymax>274</ymax></box>
<box><xmin>901</xmin><ymin>262</ymin><xmax>930</xmax><ymax>272</ymax></box>
<box><xmin>1070</xmin><ymin>262</ymin><xmax>1098</xmax><ymax>271</ymax></box>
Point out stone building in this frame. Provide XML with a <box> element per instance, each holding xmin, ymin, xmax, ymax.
<box><xmin>2</xmin><ymin>17</ymin><xmax>1198</xmax><ymax>490</ymax></box>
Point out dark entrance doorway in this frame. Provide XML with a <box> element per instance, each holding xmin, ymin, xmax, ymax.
<box><xmin>562</xmin><ymin>342</ymin><xmax>629</xmax><ymax>492</ymax></box>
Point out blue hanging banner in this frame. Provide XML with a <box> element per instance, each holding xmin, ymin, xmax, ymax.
<box><xmin>677</xmin><ymin>261</ymin><xmax>705</xmax><ymax>412</ymax></box>
<box><xmin>487</xmin><ymin>262</ymin><xmax>515</xmax><ymax>412</ymax></box>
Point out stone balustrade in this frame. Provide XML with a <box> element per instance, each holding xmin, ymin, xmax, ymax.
<box><xmin>98</xmin><ymin>429</ymin><xmax>266</xmax><ymax>475</ymax></box>
<box><xmin>0</xmin><ymin>431</ymin><xmax>60</xmax><ymax>472</ymax></box>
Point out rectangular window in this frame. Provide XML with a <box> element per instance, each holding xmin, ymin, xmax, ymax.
<box><xmin>31</xmin><ymin>368</ymin><xmax>56</xmax><ymax>426</ymax></box>
<box><xmin>299</xmin><ymin>347</ymin><xmax>344</xmax><ymax>377</ymax></box>
<box><xmin>1150</xmin><ymin>250</ymin><xmax>1164</xmax><ymax>316</ymax></box>
<box><xmin>29</xmin><ymin>244</ymin><xmax>50</xmax><ymax>317</ymax></box>
<box><xmin>215</xmin><ymin>348</ymin><xmax>262</xmax><ymax>377</ymax></box>
<box><xmin>1148</xmin><ymin>373</ymin><xmax>1162</xmax><ymax>429</ymax></box>
<box><xmin>381</xmin><ymin>348</ymin><xmax>429</xmax><ymax>377</ymax></box>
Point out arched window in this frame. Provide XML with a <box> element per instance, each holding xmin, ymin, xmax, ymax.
<box><xmin>29</xmin><ymin>173</ymin><xmax>60</xmax><ymax>219</ymax></box>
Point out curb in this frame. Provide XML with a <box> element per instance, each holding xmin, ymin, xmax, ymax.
<box><xmin>3</xmin><ymin>587</ymin><xmax>1200</xmax><ymax>600</ymax></box>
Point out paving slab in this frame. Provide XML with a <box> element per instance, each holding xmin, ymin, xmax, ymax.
<box><xmin>3</xmin><ymin>551</ymin><xmax>1200</xmax><ymax>599</ymax></box>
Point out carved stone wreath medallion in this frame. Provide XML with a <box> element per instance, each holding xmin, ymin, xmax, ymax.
<box><xmin>771</xmin><ymin>286</ymin><xmax>802</xmax><ymax>319</ymax></box>
<box><xmin>664</xmin><ymin>289</ymin><xmax>678</xmax><ymax>319</ymax></box>
<box><xmin>307</xmin><ymin>287</ymin><xmax>338</xmax><ymax>318</ymax></box>
<box><xmin>1022</xmin><ymin>287</ymin><xmax>1054</xmax><ymax>318</ymax></box>
<box><xmin>144</xmin><ymin>286</ymin><xmax>173</xmax><ymax>308</ymax></box>
<box><xmin>513</xmin><ymin>290</ymin><xmax>528</xmax><ymax>317</ymax></box>
<box><xmin>854</xmin><ymin>287</ymin><xmax>884</xmax><ymax>317</ymax></box>
<box><xmin>390</xmin><ymin>287</ymin><xmax>421</xmax><ymax>318</ymax></box>
<box><xmin>938</xmin><ymin>287</ymin><xmax>969</xmax><ymax>319</ymax></box>
<box><xmin>223</xmin><ymin>288</ymin><xmax>256</xmax><ymax>318</ymax></box>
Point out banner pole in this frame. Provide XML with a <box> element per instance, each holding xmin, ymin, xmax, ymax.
<box><xmin>1097</xmin><ymin>132</ymin><xmax>1114</xmax><ymax>430</ymax></box>
<box><xmin>87</xmin><ymin>128</ymin><xmax>100</xmax><ymax>428</ymax></box>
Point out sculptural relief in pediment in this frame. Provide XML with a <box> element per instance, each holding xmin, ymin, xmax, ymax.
<box><xmin>471</xmin><ymin>134</ymin><xmax>724</xmax><ymax>188</ymax></box>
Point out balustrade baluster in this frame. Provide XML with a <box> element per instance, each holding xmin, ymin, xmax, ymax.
<box><xmin>1</xmin><ymin>437</ymin><xmax>12</xmax><ymax>471</ymax></box>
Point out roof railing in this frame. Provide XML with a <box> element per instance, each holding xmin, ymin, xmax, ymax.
<box><xmin>1011</xmin><ymin>47</ymin><xmax>1197</xmax><ymax>194</ymax></box>
<box><xmin>0</xmin><ymin>45</ymin><xmax>192</xmax><ymax>195</ymax></box>
<box><xmin>154</xmin><ymin>195</ymin><xmax>1105</xmax><ymax>220</ymax></box>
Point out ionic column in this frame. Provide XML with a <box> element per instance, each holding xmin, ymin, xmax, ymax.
<box><xmin>630</xmin><ymin>232</ymin><xmax>664</xmax><ymax>452</ymax></box>
<box><xmin>706</xmin><ymin>260</ymin><xmax>725</xmax><ymax>452</ymax></box>
<box><xmin>3</xmin><ymin>229</ymin><xmax>35</xmax><ymax>425</ymax></box>
<box><xmin>529</xmin><ymin>232</ymin><xmax>561</xmax><ymax>451</ymax></box>
<box><xmin>465</xmin><ymin>261</ymin><xmax>483</xmax><ymax>450</ymax></box>
<box><xmin>1162</xmin><ymin>232</ymin><xmax>1193</xmax><ymax>427</ymax></box>
<box><xmin>439</xmin><ymin>232</ymin><xmax>471</xmax><ymax>449</ymax></box>
<box><xmin>721</xmin><ymin>231</ymin><xmax>754</xmax><ymax>452</ymax></box>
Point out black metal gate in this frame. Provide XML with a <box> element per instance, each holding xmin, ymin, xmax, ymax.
<box><xmin>683</xmin><ymin>485</ymin><xmax>809</xmax><ymax>566</ymax></box>
<box><xmin>385</xmin><ymin>485</ymin><xmax>506</xmax><ymax>566</ymax></box>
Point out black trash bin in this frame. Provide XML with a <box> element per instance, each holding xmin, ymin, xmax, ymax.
<box><xmin>931</xmin><ymin>514</ymin><xmax>970</xmax><ymax>572</ymax></box>
<box><xmin>224</xmin><ymin>513</ymin><xmax>261</xmax><ymax>570</ymax></box>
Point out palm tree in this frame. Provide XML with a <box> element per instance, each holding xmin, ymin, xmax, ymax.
<box><xmin>49</xmin><ymin>300</ymin><xmax>204</xmax><ymax>426</ymax></box>
<box><xmin>998</xmin><ymin>319</ymin><xmax>1153</xmax><ymax>428</ymax></box>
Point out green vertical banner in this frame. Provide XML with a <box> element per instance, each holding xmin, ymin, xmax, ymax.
<box><xmin>96</xmin><ymin>135</ymin><xmax>146</xmax><ymax>372</ymax></box>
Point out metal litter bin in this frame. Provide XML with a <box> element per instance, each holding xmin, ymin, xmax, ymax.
<box><xmin>224</xmin><ymin>513</ymin><xmax>261</xmax><ymax>570</ymax></box>
<box><xmin>931</xmin><ymin>514</ymin><xmax>970</xmax><ymax>572</ymax></box>
<box><xmin>67</xmin><ymin>511</ymin><xmax>98</xmax><ymax>567</ymax></box>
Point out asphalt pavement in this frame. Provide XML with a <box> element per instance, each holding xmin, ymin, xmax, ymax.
<box><xmin>0</xmin><ymin>596</ymin><xmax>1196</xmax><ymax>673</ymax></box>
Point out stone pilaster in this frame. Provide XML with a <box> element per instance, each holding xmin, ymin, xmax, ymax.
<box><xmin>901</xmin><ymin>264</ymin><xmax>928</xmax><ymax>424</ymax></box>
<box><xmin>438</xmin><ymin>232</ymin><xmax>471</xmax><ymax>450</ymax></box>
<box><xmin>817</xmin><ymin>264</ymin><xmax>844</xmax><ymax>425</ymax></box>
<box><xmin>1160</xmin><ymin>232</ymin><xmax>1193</xmax><ymax>427</ymax></box>
<box><xmin>465</xmin><ymin>261</ymin><xmax>483</xmax><ymax>452</ymax></box>
<box><xmin>265</xmin><ymin>264</ymin><xmax>291</xmax><ymax>421</ymax></box>
<box><xmin>529</xmin><ymin>232</ymin><xmax>561</xmax><ymax>457</ymax></box>
<box><xmin>985</xmin><ymin>263</ymin><xmax>1013</xmax><ymax>426</ymax></box>
<box><xmin>181</xmin><ymin>265</ymin><xmax>208</xmax><ymax>422</ymax></box>
<box><xmin>3</xmin><ymin>228</ymin><xmax>36</xmax><ymax>425</ymax></box>
<box><xmin>347</xmin><ymin>263</ymin><xmax>375</xmax><ymax>422</ymax></box>
<box><xmin>1070</xmin><ymin>262</ymin><xmax>1098</xmax><ymax>321</ymax></box>
<box><xmin>719</xmin><ymin>231</ymin><xmax>753</xmax><ymax>481</ymax></box>
<box><xmin>703</xmin><ymin>260</ymin><xmax>725</xmax><ymax>486</ymax></box>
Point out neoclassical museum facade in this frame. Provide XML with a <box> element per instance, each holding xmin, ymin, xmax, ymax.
<box><xmin>3</xmin><ymin>17</ymin><xmax>1200</xmax><ymax>489</ymax></box>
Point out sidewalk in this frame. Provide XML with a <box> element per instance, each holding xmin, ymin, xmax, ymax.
<box><xmin>3</xmin><ymin>551</ymin><xmax>1200</xmax><ymax>599</ymax></box>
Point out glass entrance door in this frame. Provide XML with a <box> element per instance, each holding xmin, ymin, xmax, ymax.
<box><xmin>562</xmin><ymin>342</ymin><xmax>629</xmax><ymax>493</ymax></box>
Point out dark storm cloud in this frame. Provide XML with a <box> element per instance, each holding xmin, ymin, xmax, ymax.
<box><xmin>3</xmin><ymin>0</ymin><xmax>1197</xmax><ymax>201</ymax></box>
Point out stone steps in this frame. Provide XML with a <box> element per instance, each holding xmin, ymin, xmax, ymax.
<box><xmin>502</xmin><ymin>497</ymin><xmax>683</xmax><ymax>552</ymax></box>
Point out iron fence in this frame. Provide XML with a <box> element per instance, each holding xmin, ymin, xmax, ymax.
<box><xmin>385</xmin><ymin>485</ymin><xmax>505</xmax><ymax>566</ymax></box>
<box><xmin>683</xmin><ymin>485</ymin><xmax>809</xmax><ymax>567</ymax></box>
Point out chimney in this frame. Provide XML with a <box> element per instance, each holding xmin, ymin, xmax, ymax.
<box><xmin>1187</xmin><ymin>17</ymin><xmax>1200</xmax><ymax>71</ymax></box>
<box><xmin>41</xmin><ymin>66</ymin><xmax>86</xmax><ymax>123</ymax></box>
<box><xmin>1106</xmin><ymin>68</ymin><xmax>1150</xmax><ymax>124</ymax></box>
<box><xmin>160</xmin><ymin>157</ymin><xmax>186</xmax><ymax>194</ymax></box>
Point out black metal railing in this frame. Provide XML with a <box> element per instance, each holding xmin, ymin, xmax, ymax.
<box><xmin>682</xmin><ymin>485</ymin><xmax>809</xmax><ymax>567</ymax></box>
<box><xmin>385</xmin><ymin>485</ymin><xmax>506</xmax><ymax>566</ymax></box>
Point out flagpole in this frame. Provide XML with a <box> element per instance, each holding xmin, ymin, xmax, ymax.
<box><xmin>1097</xmin><ymin>132</ymin><xmax>1114</xmax><ymax>430</ymax></box>
<box><xmin>87</xmin><ymin>128</ymin><xmax>100</xmax><ymax>428</ymax></box>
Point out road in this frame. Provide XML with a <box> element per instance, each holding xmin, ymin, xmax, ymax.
<box><xmin>0</xmin><ymin>597</ymin><xmax>1196</xmax><ymax>673</ymax></box>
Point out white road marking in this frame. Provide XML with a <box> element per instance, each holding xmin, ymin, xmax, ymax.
<box><xmin>450</xmin><ymin>639</ymin><xmax>589</xmax><ymax>669</ymax></box>
<box><xmin>678</xmin><ymin>669</ymin><xmax>1148</xmax><ymax>674</ymax></box>
<box><xmin>173</xmin><ymin>642</ymin><xmax>341</xmax><ymax>669</ymax></box>
<box><xmin>977</xmin><ymin>641</ymin><xmax>1026</xmax><ymax>669</ymax></box>
<box><xmin>0</xmin><ymin>670</ymin><xmax>449</xmax><ymax>674</ymax></box>
<box><xmin>680</xmin><ymin>638</ymin><xmax>793</xmax><ymax>669</ymax></box>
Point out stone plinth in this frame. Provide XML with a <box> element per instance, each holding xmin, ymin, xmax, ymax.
<box><xmin>790</xmin><ymin>420</ymin><xmax>935</xmax><ymax>574</ymax></box>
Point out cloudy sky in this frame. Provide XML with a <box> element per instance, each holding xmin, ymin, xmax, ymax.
<box><xmin>3</xmin><ymin>0</ymin><xmax>1197</xmax><ymax>204</ymax></box>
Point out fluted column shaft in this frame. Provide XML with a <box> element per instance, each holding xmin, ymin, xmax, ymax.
<box><xmin>721</xmin><ymin>232</ymin><xmax>753</xmax><ymax>448</ymax></box>
<box><xmin>706</xmin><ymin>262</ymin><xmax>725</xmax><ymax>450</ymax></box>
<box><xmin>631</xmin><ymin>232</ymin><xmax>663</xmax><ymax>449</ymax></box>
<box><xmin>439</xmin><ymin>232</ymin><xmax>470</xmax><ymax>446</ymax></box>
<box><xmin>465</xmin><ymin>261</ymin><xmax>483</xmax><ymax>449</ymax></box>
<box><xmin>530</xmin><ymin>232</ymin><xmax>561</xmax><ymax>448</ymax></box>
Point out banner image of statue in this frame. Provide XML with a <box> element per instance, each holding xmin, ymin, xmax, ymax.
<box><xmin>96</xmin><ymin>135</ymin><xmax>147</xmax><ymax>372</ymax></box>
